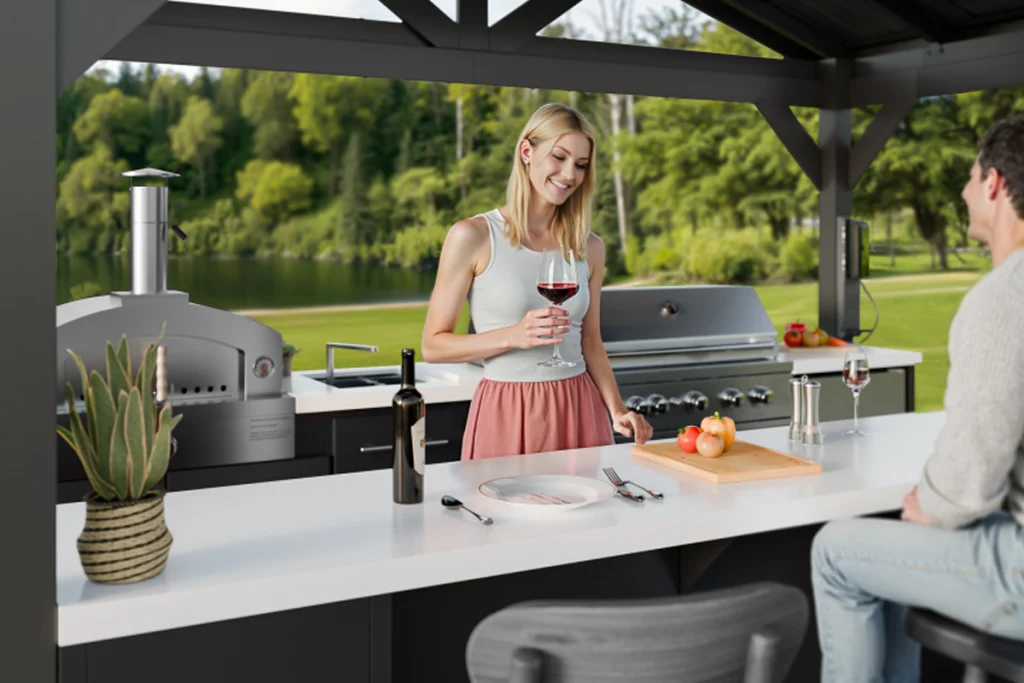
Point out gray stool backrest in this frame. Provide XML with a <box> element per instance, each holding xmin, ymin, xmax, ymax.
<box><xmin>465</xmin><ymin>581</ymin><xmax>808</xmax><ymax>683</ymax></box>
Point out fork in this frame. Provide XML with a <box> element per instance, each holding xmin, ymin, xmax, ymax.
<box><xmin>603</xmin><ymin>467</ymin><xmax>664</xmax><ymax>500</ymax></box>
<box><xmin>602</xmin><ymin>467</ymin><xmax>645</xmax><ymax>502</ymax></box>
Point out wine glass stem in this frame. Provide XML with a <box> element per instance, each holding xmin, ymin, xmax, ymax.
<box><xmin>853</xmin><ymin>390</ymin><xmax>860</xmax><ymax>431</ymax></box>
<box><xmin>551</xmin><ymin>341</ymin><xmax>563</xmax><ymax>363</ymax></box>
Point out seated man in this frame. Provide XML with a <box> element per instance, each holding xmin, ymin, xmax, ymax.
<box><xmin>812</xmin><ymin>114</ymin><xmax>1024</xmax><ymax>682</ymax></box>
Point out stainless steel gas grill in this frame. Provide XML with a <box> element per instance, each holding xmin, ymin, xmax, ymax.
<box><xmin>598</xmin><ymin>285</ymin><xmax>793</xmax><ymax>441</ymax></box>
<box><xmin>56</xmin><ymin>169</ymin><xmax>295</xmax><ymax>488</ymax></box>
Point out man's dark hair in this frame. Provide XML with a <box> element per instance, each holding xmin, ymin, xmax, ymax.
<box><xmin>978</xmin><ymin>114</ymin><xmax>1024</xmax><ymax>219</ymax></box>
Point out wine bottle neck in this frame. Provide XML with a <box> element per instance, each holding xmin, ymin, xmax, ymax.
<box><xmin>402</xmin><ymin>351</ymin><xmax>415</xmax><ymax>388</ymax></box>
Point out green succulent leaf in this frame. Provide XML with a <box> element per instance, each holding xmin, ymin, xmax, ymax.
<box><xmin>88</xmin><ymin>370</ymin><xmax>117</xmax><ymax>473</ymax></box>
<box><xmin>63</xmin><ymin>384</ymin><xmax>116</xmax><ymax>500</ymax></box>
<box><xmin>137</xmin><ymin>342</ymin><xmax>158</xmax><ymax>442</ymax></box>
<box><xmin>117</xmin><ymin>334</ymin><xmax>132</xmax><ymax>380</ymax></box>
<box><xmin>65</xmin><ymin>349</ymin><xmax>94</xmax><ymax>448</ymax></box>
<box><xmin>144</xmin><ymin>404</ymin><xmax>175</xmax><ymax>492</ymax></box>
<box><xmin>109</xmin><ymin>390</ymin><xmax>130</xmax><ymax>500</ymax></box>
<box><xmin>106</xmin><ymin>342</ymin><xmax>132</xmax><ymax>406</ymax></box>
<box><xmin>125</xmin><ymin>388</ymin><xmax>148</xmax><ymax>499</ymax></box>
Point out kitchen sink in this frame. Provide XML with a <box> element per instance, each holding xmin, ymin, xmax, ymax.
<box><xmin>313</xmin><ymin>372</ymin><xmax>411</xmax><ymax>389</ymax></box>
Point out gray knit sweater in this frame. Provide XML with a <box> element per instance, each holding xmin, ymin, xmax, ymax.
<box><xmin>918</xmin><ymin>246</ymin><xmax>1024</xmax><ymax>529</ymax></box>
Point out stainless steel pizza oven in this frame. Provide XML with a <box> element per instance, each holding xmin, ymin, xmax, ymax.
<box><xmin>56</xmin><ymin>169</ymin><xmax>295</xmax><ymax>483</ymax></box>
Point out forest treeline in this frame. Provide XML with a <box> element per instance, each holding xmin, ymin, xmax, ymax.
<box><xmin>56</xmin><ymin>4</ymin><xmax>1022</xmax><ymax>283</ymax></box>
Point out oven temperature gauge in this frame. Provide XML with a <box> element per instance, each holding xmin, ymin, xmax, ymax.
<box><xmin>253</xmin><ymin>355</ymin><xmax>276</xmax><ymax>379</ymax></box>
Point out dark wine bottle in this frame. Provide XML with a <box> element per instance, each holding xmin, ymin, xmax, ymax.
<box><xmin>392</xmin><ymin>348</ymin><xmax>425</xmax><ymax>504</ymax></box>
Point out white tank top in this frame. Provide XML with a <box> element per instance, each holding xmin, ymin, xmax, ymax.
<box><xmin>467</xmin><ymin>209</ymin><xmax>590</xmax><ymax>382</ymax></box>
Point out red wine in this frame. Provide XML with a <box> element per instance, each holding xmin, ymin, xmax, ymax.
<box><xmin>537</xmin><ymin>282</ymin><xmax>579</xmax><ymax>305</ymax></box>
<box><xmin>843</xmin><ymin>365</ymin><xmax>871</xmax><ymax>389</ymax></box>
<box><xmin>393</xmin><ymin>348</ymin><xmax>425</xmax><ymax>504</ymax></box>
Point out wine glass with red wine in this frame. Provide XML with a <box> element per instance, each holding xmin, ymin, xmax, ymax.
<box><xmin>842</xmin><ymin>346</ymin><xmax>871</xmax><ymax>435</ymax></box>
<box><xmin>536</xmin><ymin>248</ymin><xmax>579</xmax><ymax>368</ymax></box>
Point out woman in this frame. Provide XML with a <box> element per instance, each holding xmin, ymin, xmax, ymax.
<box><xmin>421</xmin><ymin>102</ymin><xmax>653</xmax><ymax>460</ymax></box>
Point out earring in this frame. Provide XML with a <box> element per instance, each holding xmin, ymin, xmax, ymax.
<box><xmin>523</xmin><ymin>156</ymin><xmax>529</xmax><ymax>165</ymax></box>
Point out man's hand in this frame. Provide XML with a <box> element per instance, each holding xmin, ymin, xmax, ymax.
<box><xmin>901</xmin><ymin>486</ymin><xmax>935</xmax><ymax>525</ymax></box>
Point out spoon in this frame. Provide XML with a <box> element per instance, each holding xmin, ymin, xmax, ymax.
<box><xmin>441</xmin><ymin>495</ymin><xmax>493</xmax><ymax>525</ymax></box>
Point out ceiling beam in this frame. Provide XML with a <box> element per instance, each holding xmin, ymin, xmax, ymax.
<box><xmin>57</xmin><ymin>0</ymin><xmax>167</xmax><ymax>92</ymax></box>
<box><xmin>703</xmin><ymin>0</ymin><xmax>850</xmax><ymax>59</ymax></box>
<box><xmin>376</xmin><ymin>0</ymin><xmax>459</xmax><ymax>47</ymax></box>
<box><xmin>457</xmin><ymin>0</ymin><xmax>488</xmax><ymax>49</ymax></box>
<box><xmin>681</xmin><ymin>0</ymin><xmax>819</xmax><ymax>59</ymax></box>
<box><xmin>106</xmin><ymin>4</ymin><xmax>823</xmax><ymax>107</ymax></box>
<box><xmin>858</xmin><ymin>0</ymin><xmax>958</xmax><ymax>44</ymax></box>
<box><xmin>489</xmin><ymin>0</ymin><xmax>583</xmax><ymax>52</ymax></box>
<box><xmin>849</xmin><ymin>24</ymin><xmax>1024</xmax><ymax>105</ymax></box>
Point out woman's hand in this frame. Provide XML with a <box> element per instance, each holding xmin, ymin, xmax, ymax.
<box><xmin>509</xmin><ymin>307</ymin><xmax>572</xmax><ymax>350</ymax></box>
<box><xmin>901</xmin><ymin>486</ymin><xmax>935</xmax><ymax>526</ymax></box>
<box><xmin>611</xmin><ymin>409</ymin><xmax>653</xmax><ymax>444</ymax></box>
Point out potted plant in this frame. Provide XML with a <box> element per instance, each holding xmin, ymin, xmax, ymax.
<box><xmin>282</xmin><ymin>341</ymin><xmax>301</xmax><ymax>377</ymax></box>
<box><xmin>57</xmin><ymin>329</ymin><xmax>182</xmax><ymax>585</ymax></box>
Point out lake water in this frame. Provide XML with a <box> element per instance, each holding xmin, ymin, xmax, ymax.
<box><xmin>56</xmin><ymin>255</ymin><xmax>439</xmax><ymax>310</ymax></box>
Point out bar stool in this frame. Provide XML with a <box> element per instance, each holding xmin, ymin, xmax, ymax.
<box><xmin>465</xmin><ymin>582</ymin><xmax>808</xmax><ymax>683</ymax></box>
<box><xmin>906</xmin><ymin>608</ymin><xmax>1024</xmax><ymax>682</ymax></box>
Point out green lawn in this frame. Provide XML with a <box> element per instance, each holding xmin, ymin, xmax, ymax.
<box><xmin>251</xmin><ymin>271</ymin><xmax>979</xmax><ymax>413</ymax></box>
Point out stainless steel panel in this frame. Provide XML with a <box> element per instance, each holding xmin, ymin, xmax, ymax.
<box><xmin>814</xmin><ymin>368</ymin><xmax>908</xmax><ymax>423</ymax></box>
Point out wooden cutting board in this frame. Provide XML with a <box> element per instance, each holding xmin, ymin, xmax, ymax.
<box><xmin>632</xmin><ymin>439</ymin><xmax>822</xmax><ymax>483</ymax></box>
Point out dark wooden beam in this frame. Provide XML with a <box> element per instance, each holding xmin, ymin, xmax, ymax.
<box><xmin>457</xmin><ymin>0</ymin><xmax>489</xmax><ymax>50</ymax></box>
<box><xmin>849</xmin><ymin>93</ymin><xmax>917</xmax><ymax>187</ymax></box>
<box><xmin>850</xmin><ymin>24</ymin><xmax>1024</xmax><ymax>105</ymax></box>
<box><xmin>756</xmin><ymin>100</ymin><xmax>820</xmax><ymax>190</ymax></box>
<box><xmin>858</xmin><ymin>0</ymin><xmax>958</xmax><ymax>44</ymax></box>
<box><xmin>709</xmin><ymin>0</ymin><xmax>850</xmax><ymax>58</ymax></box>
<box><xmin>57</xmin><ymin>0</ymin><xmax>167</xmax><ymax>92</ymax></box>
<box><xmin>107</xmin><ymin>4</ymin><xmax>824</xmax><ymax>106</ymax></box>
<box><xmin>489</xmin><ymin>0</ymin><xmax>583</xmax><ymax>52</ymax></box>
<box><xmin>1</xmin><ymin>1</ymin><xmax>57</xmax><ymax>681</ymax></box>
<box><xmin>377</xmin><ymin>0</ymin><xmax>459</xmax><ymax>47</ymax></box>
<box><xmin>681</xmin><ymin>0</ymin><xmax>819</xmax><ymax>60</ymax></box>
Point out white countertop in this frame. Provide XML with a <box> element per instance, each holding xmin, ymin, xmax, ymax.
<box><xmin>289</xmin><ymin>345</ymin><xmax>924</xmax><ymax>413</ymax></box>
<box><xmin>56</xmin><ymin>409</ymin><xmax>944</xmax><ymax>646</ymax></box>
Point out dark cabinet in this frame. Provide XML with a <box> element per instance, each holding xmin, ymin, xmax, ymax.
<box><xmin>60</xmin><ymin>600</ymin><xmax>372</xmax><ymax>683</ymax></box>
<box><xmin>165</xmin><ymin>454</ymin><xmax>332</xmax><ymax>492</ymax></box>
<box><xmin>328</xmin><ymin>401</ymin><xmax>470</xmax><ymax>474</ymax></box>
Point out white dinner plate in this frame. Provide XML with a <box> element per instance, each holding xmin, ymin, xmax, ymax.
<box><xmin>477</xmin><ymin>474</ymin><xmax>616</xmax><ymax>513</ymax></box>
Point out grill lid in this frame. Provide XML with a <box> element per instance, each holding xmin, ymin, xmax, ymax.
<box><xmin>599</xmin><ymin>285</ymin><xmax>778</xmax><ymax>358</ymax></box>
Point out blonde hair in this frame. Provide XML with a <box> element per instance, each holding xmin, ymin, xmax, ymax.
<box><xmin>503</xmin><ymin>102</ymin><xmax>596</xmax><ymax>261</ymax></box>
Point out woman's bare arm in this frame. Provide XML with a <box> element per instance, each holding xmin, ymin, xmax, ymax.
<box><xmin>420</xmin><ymin>218</ymin><xmax>569</xmax><ymax>364</ymax></box>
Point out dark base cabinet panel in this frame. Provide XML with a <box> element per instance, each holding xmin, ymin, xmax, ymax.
<box><xmin>810</xmin><ymin>367</ymin><xmax>911</xmax><ymax>423</ymax></box>
<box><xmin>60</xmin><ymin>599</ymin><xmax>371</xmax><ymax>683</ymax></box>
<box><xmin>165</xmin><ymin>454</ymin><xmax>332</xmax><ymax>491</ymax></box>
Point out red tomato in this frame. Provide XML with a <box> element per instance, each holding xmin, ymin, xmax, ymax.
<box><xmin>677</xmin><ymin>426</ymin><xmax>701</xmax><ymax>453</ymax></box>
<box><xmin>783</xmin><ymin>330</ymin><xmax>803</xmax><ymax>348</ymax></box>
<box><xmin>785</xmin><ymin>321</ymin><xmax>807</xmax><ymax>334</ymax></box>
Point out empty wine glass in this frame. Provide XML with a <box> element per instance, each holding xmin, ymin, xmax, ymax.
<box><xmin>842</xmin><ymin>346</ymin><xmax>871</xmax><ymax>435</ymax></box>
<box><xmin>536</xmin><ymin>249</ymin><xmax>579</xmax><ymax>368</ymax></box>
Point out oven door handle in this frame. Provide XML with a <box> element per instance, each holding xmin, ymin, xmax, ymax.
<box><xmin>359</xmin><ymin>439</ymin><xmax>450</xmax><ymax>454</ymax></box>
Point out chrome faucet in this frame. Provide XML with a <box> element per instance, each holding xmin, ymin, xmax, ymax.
<box><xmin>326</xmin><ymin>342</ymin><xmax>379</xmax><ymax>382</ymax></box>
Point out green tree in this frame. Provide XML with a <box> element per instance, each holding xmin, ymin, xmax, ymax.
<box><xmin>72</xmin><ymin>89</ymin><xmax>149</xmax><ymax>161</ymax></box>
<box><xmin>57</xmin><ymin>147</ymin><xmax>131</xmax><ymax>253</ymax></box>
<box><xmin>241</xmin><ymin>71</ymin><xmax>298</xmax><ymax>159</ymax></box>
<box><xmin>235</xmin><ymin>159</ymin><xmax>314</xmax><ymax>225</ymax></box>
<box><xmin>169</xmin><ymin>96</ymin><xmax>224</xmax><ymax>199</ymax></box>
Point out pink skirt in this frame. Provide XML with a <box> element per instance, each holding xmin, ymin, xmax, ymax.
<box><xmin>461</xmin><ymin>371</ymin><xmax>616</xmax><ymax>461</ymax></box>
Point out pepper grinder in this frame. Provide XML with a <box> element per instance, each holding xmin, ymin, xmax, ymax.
<box><xmin>789</xmin><ymin>375</ymin><xmax>808</xmax><ymax>441</ymax></box>
<box><xmin>802</xmin><ymin>379</ymin><xmax>822</xmax><ymax>445</ymax></box>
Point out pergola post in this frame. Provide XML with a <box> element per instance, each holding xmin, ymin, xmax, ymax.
<box><xmin>817</xmin><ymin>59</ymin><xmax>855</xmax><ymax>339</ymax></box>
<box><xmin>1</xmin><ymin>1</ymin><xmax>57</xmax><ymax>680</ymax></box>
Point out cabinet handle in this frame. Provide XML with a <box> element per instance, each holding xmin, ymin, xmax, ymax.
<box><xmin>359</xmin><ymin>439</ymin><xmax>450</xmax><ymax>454</ymax></box>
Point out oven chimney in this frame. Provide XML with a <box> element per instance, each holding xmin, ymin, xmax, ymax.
<box><xmin>120</xmin><ymin>168</ymin><xmax>187</xmax><ymax>295</ymax></box>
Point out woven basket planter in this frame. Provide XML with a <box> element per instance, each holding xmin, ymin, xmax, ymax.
<box><xmin>77</xmin><ymin>490</ymin><xmax>173</xmax><ymax>585</ymax></box>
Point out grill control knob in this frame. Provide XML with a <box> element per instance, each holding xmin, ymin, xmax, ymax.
<box><xmin>671</xmin><ymin>391</ymin><xmax>709</xmax><ymax>412</ymax></box>
<box><xmin>748</xmin><ymin>385</ymin><xmax>774</xmax><ymax>405</ymax></box>
<box><xmin>718</xmin><ymin>388</ymin><xmax>746</xmax><ymax>408</ymax></box>
<box><xmin>647</xmin><ymin>394</ymin><xmax>669</xmax><ymax>414</ymax></box>
<box><xmin>626</xmin><ymin>395</ymin><xmax>651</xmax><ymax>415</ymax></box>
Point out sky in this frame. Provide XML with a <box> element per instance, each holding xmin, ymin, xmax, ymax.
<box><xmin>91</xmin><ymin>0</ymin><xmax>705</xmax><ymax>80</ymax></box>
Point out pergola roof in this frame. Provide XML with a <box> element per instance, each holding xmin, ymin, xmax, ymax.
<box><xmin>6</xmin><ymin>2</ymin><xmax>1024</xmax><ymax>678</ymax></box>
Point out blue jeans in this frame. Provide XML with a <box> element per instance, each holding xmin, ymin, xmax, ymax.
<box><xmin>811</xmin><ymin>513</ymin><xmax>1024</xmax><ymax>682</ymax></box>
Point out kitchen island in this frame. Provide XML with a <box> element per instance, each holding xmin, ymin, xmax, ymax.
<box><xmin>57</xmin><ymin>410</ymin><xmax>944</xmax><ymax>683</ymax></box>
